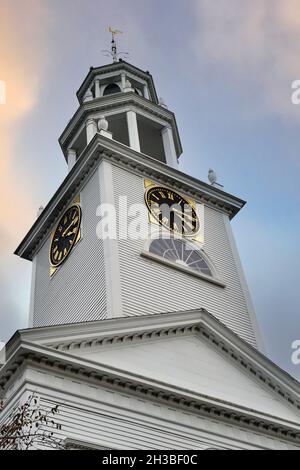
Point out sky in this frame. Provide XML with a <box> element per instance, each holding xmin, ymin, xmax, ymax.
<box><xmin>0</xmin><ymin>0</ymin><xmax>300</xmax><ymax>379</ymax></box>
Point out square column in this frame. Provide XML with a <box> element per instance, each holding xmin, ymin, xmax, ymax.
<box><xmin>67</xmin><ymin>148</ymin><xmax>77</xmax><ymax>171</ymax></box>
<box><xmin>121</xmin><ymin>72</ymin><xmax>126</xmax><ymax>91</ymax></box>
<box><xmin>126</xmin><ymin>110</ymin><xmax>140</xmax><ymax>152</ymax></box>
<box><xmin>95</xmin><ymin>79</ymin><xmax>100</xmax><ymax>98</ymax></box>
<box><xmin>143</xmin><ymin>84</ymin><xmax>150</xmax><ymax>100</ymax></box>
<box><xmin>162</xmin><ymin>126</ymin><xmax>178</xmax><ymax>169</ymax></box>
<box><xmin>86</xmin><ymin>118</ymin><xmax>97</xmax><ymax>145</ymax></box>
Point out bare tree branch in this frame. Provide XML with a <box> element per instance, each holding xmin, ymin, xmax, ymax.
<box><xmin>0</xmin><ymin>393</ymin><xmax>64</xmax><ymax>450</ymax></box>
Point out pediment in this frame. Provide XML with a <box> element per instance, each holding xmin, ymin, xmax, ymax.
<box><xmin>67</xmin><ymin>332</ymin><xmax>300</xmax><ymax>425</ymax></box>
<box><xmin>7</xmin><ymin>309</ymin><xmax>300</xmax><ymax>429</ymax></box>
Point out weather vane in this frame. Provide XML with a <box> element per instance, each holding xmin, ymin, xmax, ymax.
<box><xmin>102</xmin><ymin>27</ymin><xmax>129</xmax><ymax>62</ymax></box>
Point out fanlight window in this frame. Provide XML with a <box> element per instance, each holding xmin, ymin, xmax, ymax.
<box><xmin>103</xmin><ymin>83</ymin><xmax>121</xmax><ymax>96</ymax></box>
<box><xmin>148</xmin><ymin>238</ymin><xmax>212</xmax><ymax>277</ymax></box>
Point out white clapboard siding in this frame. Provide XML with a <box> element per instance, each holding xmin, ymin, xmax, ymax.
<box><xmin>112</xmin><ymin>164</ymin><xmax>258</xmax><ymax>347</ymax></box>
<box><xmin>2</xmin><ymin>367</ymin><xmax>298</xmax><ymax>450</ymax></box>
<box><xmin>33</xmin><ymin>169</ymin><xmax>106</xmax><ymax>326</ymax></box>
<box><xmin>26</xmin><ymin>378</ymin><xmax>298</xmax><ymax>450</ymax></box>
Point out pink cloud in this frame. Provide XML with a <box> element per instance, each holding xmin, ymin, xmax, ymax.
<box><xmin>0</xmin><ymin>0</ymin><xmax>53</xmax><ymax>246</ymax></box>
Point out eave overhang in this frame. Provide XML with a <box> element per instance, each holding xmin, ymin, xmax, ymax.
<box><xmin>76</xmin><ymin>60</ymin><xmax>158</xmax><ymax>105</ymax></box>
<box><xmin>1</xmin><ymin>309</ymin><xmax>300</xmax><ymax>443</ymax></box>
<box><xmin>14</xmin><ymin>134</ymin><xmax>245</xmax><ymax>262</ymax></box>
<box><xmin>59</xmin><ymin>92</ymin><xmax>183</xmax><ymax>160</ymax></box>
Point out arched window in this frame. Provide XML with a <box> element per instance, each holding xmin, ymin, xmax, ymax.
<box><xmin>103</xmin><ymin>83</ymin><xmax>121</xmax><ymax>96</ymax></box>
<box><xmin>148</xmin><ymin>237</ymin><xmax>212</xmax><ymax>276</ymax></box>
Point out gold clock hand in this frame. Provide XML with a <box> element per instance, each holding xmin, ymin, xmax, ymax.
<box><xmin>171</xmin><ymin>211</ymin><xmax>196</xmax><ymax>230</ymax></box>
<box><xmin>62</xmin><ymin>220</ymin><xmax>76</xmax><ymax>237</ymax></box>
<box><xmin>65</xmin><ymin>229</ymin><xmax>77</xmax><ymax>237</ymax></box>
<box><xmin>171</xmin><ymin>207</ymin><xmax>195</xmax><ymax>220</ymax></box>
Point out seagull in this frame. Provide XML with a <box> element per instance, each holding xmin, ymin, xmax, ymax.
<box><xmin>158</xmin><ymin>97</ymin><xmax>167</xmax><ymax>108</ymax></box>
<box><xmin>37</xmin><ymin>206</ymin><xmax>44</xmax><ymax>217</ymax></box>
<box><xmin>208</xmin><ymin>168</ymin><xmax>217</xmax><ymax>185</ymax></box>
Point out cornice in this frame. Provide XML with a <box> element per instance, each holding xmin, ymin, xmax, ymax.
<box><xmin>15</xmin><ymin>134</ymin><xmax>245</xmax><ymax>261</ymax></box>
<box><xmin>59</xmin><ymin>92</ymin><xmax>182</xmax><ymax>159</ymax></box>
<box><xmin>39</xmin><ymin>313</ymin><xmax>300</xmax><ymax>410</ymax></box>
<box><xmin>1</xmin><ymin>335</ymin><xmax>300</xmax><ymax>445</ymax></box>
<box><xmin>3</xmin><ymin>309</ymin><xmax>300</xmax><ymax>421</ymax></box>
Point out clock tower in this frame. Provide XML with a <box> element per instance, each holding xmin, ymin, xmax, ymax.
<box><xmin>15</xmin><ymin>59</ymin><xmax>261</xmax><ymax>349</ymax></box>
<box><xmin>2</xmin><ymin>54</ymin><xmax>300</xmax><ymax>450</ymax></box>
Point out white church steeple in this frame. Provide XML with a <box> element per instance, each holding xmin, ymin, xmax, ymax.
<box><xmin>15</xmin><ymin>54</ymin><xmax>263</xmax><ymax>352</ymax></box>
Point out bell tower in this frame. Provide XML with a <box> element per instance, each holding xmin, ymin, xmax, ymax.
<box><xmin>61</xmin><ymin>59</ymin><xmax>181</xmax><ymax>172</ymax></box>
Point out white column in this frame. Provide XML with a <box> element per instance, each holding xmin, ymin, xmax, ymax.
<box><xmin>162</xmin><ymin>126</ymin><xmax>178</xmax><ymax>168</ymax></box>
<box><xmin>86</xmin><ymin>118</ymin><xmax>97</xmax><ymax>145</ymax></box>
<box><xmin>98</xmin><ymin>160</ymin><xmax>123</xmax><ymax>318</ymax></box>
<box><xmin>143</xmin><ymin>84</ymin><xmax>150</xmax><ymax>100</ymax></box>
<box><xmin>95</xmin><ymin>79</ymin><xmax>100</xmax><ymax>98</ymax></box>
<box><xmin>121</xmin><ymin>72</ymin><xmax>126</xmax><ymax>91</ymax></box>
<box><xmin>67</xmin><ymin>148</ymin><xmax>77</xmax><ymax>171</ymax></box>
<box><xmin>126</xmin><ymin>110</ymin><xmax>140</xmax><ymax>152</ymax></box>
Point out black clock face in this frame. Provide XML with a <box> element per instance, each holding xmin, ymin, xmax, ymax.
<box><xmin>49</xmin><ymin>205</ymin><xmax>81</xmax><ymax>267</ymax></box>
<box><xmin>145</xmin><ymin>186</ymin><xmax>199</xmax><ymax>236</ymax></box>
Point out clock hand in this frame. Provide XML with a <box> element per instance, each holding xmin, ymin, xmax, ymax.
<box><xmin>65</xmin><ymin>229</ymin><xmax>77</xmax><ymax>237</ymax></box>
<box><xmin>171</xmin><ymin>211</ymin><xmax>196</xmax><ymax>231</ymax></box>
<box><xmin>62</xmin><ymin>220</ymin><xmax>76</xmax><ymax>237</ymax></box>
<box><xmin>171</xmin><ymin>207</ymin><xmax>195</xmax><ymax>220</ymax></box>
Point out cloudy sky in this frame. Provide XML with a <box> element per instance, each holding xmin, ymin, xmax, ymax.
<box><xmin>0</xmin><ymin>0</ymin><xmax>300</xmax><ymax>379</ymax></box>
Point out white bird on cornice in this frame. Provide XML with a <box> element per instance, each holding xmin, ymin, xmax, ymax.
<box><xmin>37</xmin><ymin>206</ymin><xmax>44</xmax><ymax>217</ymax></box>
<box><xmin>158</xmin><ymin>97</ymin><xmax>168</xmax><ymax>108</ymax></box>
<box><xmin>208</xmin><ymin>168</ymin><xmax>217</xmax><ymax>185</ymax></box>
